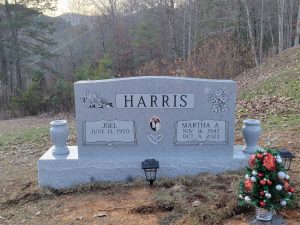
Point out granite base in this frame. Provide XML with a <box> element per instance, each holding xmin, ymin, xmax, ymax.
<box><xmin>38</xmin><ymin>145</ymin><xmax>249</xmax><ymax>189</ymax></box>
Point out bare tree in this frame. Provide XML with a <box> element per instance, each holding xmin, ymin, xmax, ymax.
<box><xmin>188</xmin><ymin>0</ymin><xmax>192</xmax><ymax>68</ymax></box>
<box><xmin>278</xmin><ymin>0</ymin><xmax>285</xmax><ymax>53</ymax></box>
<box><xmin>259</xmin><ymin>0</ymin><xmax>264</xmax><ymax>64</ymax></box>
<box><xmin>182</xmin><ymin>5</ymin><xmax>186</xmax><ymax>61</ymax></box>
<box><xmin>268</xmin><ymin>17</ymin><xmax>276</xmax><ymax>54</ymax></box>
<box><xmin>193</xmin><ymin>1</ymin><xmax>198</xmax><ymax>64</ymax></box>
<box><xmin>0</xmin><ymin>16</ymin><xmax>8</xmax><ymax>86</ymax></box>
<box><xmin>242</xmin><ymin>0</ymin><xmax>259</xmax><ymax>66</ymax></box>
<box><xmin>166</xmin><ymin>0</ymin><xmax>177</xmax><ymax>58</ymax></box>
<box><xmin>294</xmin><ymin>1</ymin><xmax>300</xmax><ymax>46</ymax></box>
<box><xmin>286</xmin><ymin>0</ymin><xmax>294</xmax><ymax>48</ymax></box>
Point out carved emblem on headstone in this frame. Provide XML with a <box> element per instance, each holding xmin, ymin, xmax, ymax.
<box><xmin>147</xmin><ymin>133</ymin><xmax>165</xmax><ymax>144</ymax></box>
<box><xmin>80</xmin><ymin>90</ymin><xmax>113</xmax><ymax>108</ymax></box>
<box><xmin>147</xmin><ymin>116</ymin><xmax>164</xmax><ymax>144</ymax></box>
<box><xmin>208</xmin><ymin>89</ymin><xmax>230</xmax><ymax>113</ymax></box>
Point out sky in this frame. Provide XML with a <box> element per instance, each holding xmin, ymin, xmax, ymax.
<box><xmin>55</xmin><ymin>0</ymin><xmax>96</xmax><ymax>16</ymax></box>
<box><xmin>56</xmin><ymin>0</ymin><xmax>71</xmax><ymax>15</ymax></box>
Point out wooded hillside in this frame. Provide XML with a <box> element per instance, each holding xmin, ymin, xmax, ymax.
<box><xmin>1</xmin><ymin>0</ymin><xmax>300</xmax><ymax>118</ymax></box>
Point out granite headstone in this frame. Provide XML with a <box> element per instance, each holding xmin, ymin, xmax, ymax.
<box><xmin>38</xmin><ymin>76</ymin><xmax>247</xmax><ymax>189</ymax></box>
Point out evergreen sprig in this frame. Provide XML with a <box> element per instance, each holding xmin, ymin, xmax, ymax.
<box><xmin>238</xmin><ymin>148</ymin><xmax>295</xmax><ymax>211</ymax></box>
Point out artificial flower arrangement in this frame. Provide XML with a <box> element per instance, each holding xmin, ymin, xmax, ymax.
<box><xmin>239</xmin><ymin>148</ymin><xmax>295</xmax><ymax>212</ymax></box>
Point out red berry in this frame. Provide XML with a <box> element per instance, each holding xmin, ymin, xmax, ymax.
<box><xmin>258</xmin><ymin>173</ymin><xmax>264</xmax><ymax>177</ymax></box>
<box><xmin>267</xmin><ymin>180</ymin><xmax>272</xmax><ymax>186</ymax></box>
<box><xmin>290</xmin><ymin>187</ymin><xmax>295</xmax><ymax>193</ymax></box>
<box><xmin>260</xmin><ymin>191</ymin><xmax>265</xmax><ymax>196</ymax></box>
<box><xmin>260</xmin><ymin>201</ymin><xmax>266</xmax><ymax>207</ymax></box>
<box><xmin>260</xmin><ymin>180</ymin><xmax>266</xmax><ymax>186</ymax></box>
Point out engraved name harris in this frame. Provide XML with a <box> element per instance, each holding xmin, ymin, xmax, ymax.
<box><xmin>116</xmin><ymin>94</ymin><xmax>194</xmax><ymax>108</ymax></box>
<box><xmin>81</xmin><ymin>89</ymin><xmax>231</xmax><ymax>110</ymax></box>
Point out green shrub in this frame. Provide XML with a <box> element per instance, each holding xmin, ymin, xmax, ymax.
<box><xmin>94</xmin><ymin>56</ymin><xmax>112</xmax><ymax>79</ymax></box>
<box><xmin>50</xmin><ymin>79</ymin><xmax>74</xmax><ymax>112</ymax></box>
<box><xmin>16</xmin><ymin>81</ymin><xmax>43</xmax><ymax>115</ymax></box>
<box><xmin>75</xmin><ymin>57</ymin><xmax>113</xmax><ymax>81</ymax></box>
<box><xmin>155</xmin><ymin>189</ymin><xmax>176</xmax><ymax>211</ymax></box>
<box><xmin>74</xmin><ymin>63</ymin><xmax>94</xmax><ymax>80</ymax></box>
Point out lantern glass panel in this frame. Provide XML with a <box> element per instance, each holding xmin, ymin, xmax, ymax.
<box><xmin>279</xmin><ymin>149</ymin><xmax>294</xmax><ymax>171</ymax></box>
<box><xmin>144</xmin><ymin>168</ymin><xmax>157</xmax><ymax>181</ymax></box>
<box><xmin>141</xmin><ymin>159</ymin><xmax>159</xmax><ymax>186</ymax></box>
<box><xmin>282</xmin><ymin>158</ymin><xmax>292</xmax><ymax>170</ymax></box>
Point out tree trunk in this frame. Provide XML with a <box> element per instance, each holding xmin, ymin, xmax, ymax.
<box><xmin>182</xmin><ymin>6</ymin><xmax>186</xmax><ymax>61</ymax></box>
<box><xmin>0</xmin><ymin>17</ymin><xmax>8</xmax><ymax>85</ymax></box>
<box><xmin>259</xmin><ymin>0</ymin><xmax>264</xmax><ymax>64</ymax></box>
<box><xmin>188</xmin><ymin>0</ymin><xmax>192</xmax><ymax>69</ymax></box>
<box><xmin>287</xmin><ymin>0</ymin><xmax>293</xmax><ymax>48</ymax></box>
<box><xmin>242</xmin><ymin>0</ymin><xmax>259</xmax><ymax>67</ymax></box>
<box><xmin>193</xmin><ymin>2</ymin><xmax>198</xmax><ymax>64</ymax></box>
<box><xmin>278</xmin><ymin>0</ymin><xmax>285</xmax><ymax>53</ymax></box>
<box><xmin>4</xmin><ymin>0</ymin><xmax>23</xmax><ymax>91</ymax></box>
<box><xmin>0</xmin><ymin>44</ymin><xmax>7</xmax><ymax>84</ymax></box>
<box><xmin>167</xmin><ymin>0</ymin><xmax>177</xmax><ymax>58</ymax></box>
<box><xmin>68</xmin><ymin>44</ymin><xmax>76</xmax><ymax>70</ymax></box>
<box><xmin>237</xmin><ymin>0</ymin><xmax>243</xmax><ymax>73</ymax></box>
<box><xmin>268</xmin><ymin>17</ymin><xmax>276</xmax><ymax>54</ymax></box>
<box><xmin>294</xmin><ymin>2</ymin><xmax>300</xmax><ymax>46</ymax></box>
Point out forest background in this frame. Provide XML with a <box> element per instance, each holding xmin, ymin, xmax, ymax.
<box><xmin>1</xmin><ymin>0</ymin><xmax>300</xmax><ymax>117</ymax></box>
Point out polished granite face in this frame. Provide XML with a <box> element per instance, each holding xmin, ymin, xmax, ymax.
<box><xmin>74</xmin><ymin>76</ymin><xmax>237</xmax><ymax>159</ymax></box>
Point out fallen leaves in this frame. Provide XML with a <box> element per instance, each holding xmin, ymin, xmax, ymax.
<box><xmin>236</xmin><ymin>96</ymin><xmax>299</xmax><ymax>122</ymax></box>
<box><xmin>235</xmin><ymin>46</ymin><xmax>300</xmax><ymax>92</ymax></box>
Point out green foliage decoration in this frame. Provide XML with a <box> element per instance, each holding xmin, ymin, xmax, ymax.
<box><xmin>238</xmin><ymin>148</ymin><xmax>295</xmax><ymax>211</ymax></box>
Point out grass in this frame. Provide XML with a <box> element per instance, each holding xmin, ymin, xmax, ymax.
<box><xmin>239</xmin><ymin>65</ymin><xmax>300</xmax><ymax>102</ymax></box>
<box><xmin>0</xmin><ymin>126</ymin><xmax>77</xmax><ymax>148</ymax></box>
<box><xmin>154</xmin><ymin>189</ymin><xmax>176</xmax><ymax>211</ymax></box>
<box><xmin>237</xmin><ymin>63</ymin><xmax>300</xmax><ymax>133</ymax></box>
<box><xmin>0</xmin><ymin>126</ymin><xmax>49</xmax><ymax>147</ymax></box>
<box><xmin>263</xmin><ymin>113</ymin><xmax>300</xmax><ymax>131</ymax></box>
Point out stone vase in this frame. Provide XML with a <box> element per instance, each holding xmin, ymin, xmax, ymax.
<box><xmin>255</xmin><ymin>206</ymin><xmax>274</xmax><ymax>221</ymax></box>
<box><xmin>242</xmin><ymin>119</ymin><xmax>262</xmax><ymax>154</ymax></box>
<box><xmin>50</xmin><ymin>120</ymin><xmax>69</xmax><ymax>155</ymax></box>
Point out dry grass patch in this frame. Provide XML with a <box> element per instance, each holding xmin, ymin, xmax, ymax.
<box><xmin>152</xmin><ymin>172</ymin><xmax>246</xmax><ymax>225</ymax></box>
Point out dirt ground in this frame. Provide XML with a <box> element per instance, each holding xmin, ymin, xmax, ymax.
<box><xmin>0</xmin><ymin>115</ymin><xmax>300</xmax><ymax>225</ymax></box>
<box><xmin>1</xmin><ymin>187</ymin><xmax>164</xmax><ymax>225</ymax></box>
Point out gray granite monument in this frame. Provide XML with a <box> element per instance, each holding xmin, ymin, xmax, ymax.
<box><xmin>38</xmin><ymin>76</ymin><xmax>248</xmax><ymax>189</ymax></box>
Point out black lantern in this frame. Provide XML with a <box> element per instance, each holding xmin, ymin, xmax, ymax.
<box><xmin>141</xmin><ymin>159</ymin><xmax>159</xmax><ymax>186</ymax></box>
<box><xmin>279</xmin><ymin>149</ymin><xmax>295</xmax><ymax>170</ymax></box>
